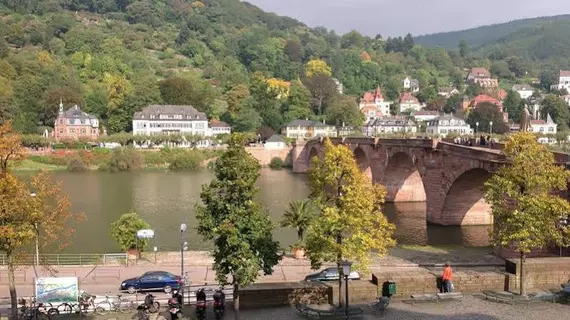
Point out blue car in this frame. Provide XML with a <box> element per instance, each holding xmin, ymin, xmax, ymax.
<box><xmin>120</xmin><ymin>271</ymin><xmax>182</xmax><ymax>294</ymax></box>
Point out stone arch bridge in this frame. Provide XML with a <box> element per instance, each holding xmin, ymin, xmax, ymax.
<box><xmin>292</xmin><ymin>138</ymin><xmax>569</xmax><ymax>227</ymax></box>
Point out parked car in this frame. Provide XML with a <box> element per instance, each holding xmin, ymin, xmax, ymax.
<box><xmin>304</xmin><ymin>267</ymin><xmax>360</xmax><ymax>282</ymax></box>
<box><xmin>120</xmin><ymin>271</ymin><xmax>182</xmax><ymax>294</ymax></box>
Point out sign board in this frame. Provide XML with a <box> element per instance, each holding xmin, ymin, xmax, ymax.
<box><xmin>137</xmin><ymin>229</ymin><xmax>155</xmax><ymax>239</ymax></box>
<box><xmin>35</xmin><ymin>277</ymin><xmax>78</xmax><ymax>304</ymax></box>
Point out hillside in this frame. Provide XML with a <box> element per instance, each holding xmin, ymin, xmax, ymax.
<box><xmin>0</xmin><ymin>0</ymin><xmax>569</xmax><ymax>138</ymax></box>
<box><xmin>414</xmin><ymin>15</ymin><xmax>570</xmax><ymax>50</ymax></box>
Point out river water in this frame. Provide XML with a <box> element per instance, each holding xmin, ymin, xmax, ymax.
<box><xmin>39</xmin><ymin>170</ymin><xmax>490</xmax><ymax>253</ymax></box>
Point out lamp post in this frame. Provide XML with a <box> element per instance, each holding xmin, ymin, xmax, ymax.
<box><xmin>475</xmin><ymin>122</ymin><xmax>479</xmax><ymax>133</ymax></box>
<box><xmin>180</xmin><ymin>223</ymin><xmax>187</xmax><ymax>304</ymax></box>
<box><xmin>31</xmin><ymin>193</ymin><xmax>39</xmax><ymax>266</ymax></box>
<box><xmin>341</xmin><ymin>260</ymin><xmax>352</xmax><ymax>320</ymax></box>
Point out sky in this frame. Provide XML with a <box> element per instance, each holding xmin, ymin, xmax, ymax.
<box><xmin>246</xmin><ymin>0</ymin><xmax>570</xmax><ymax>37</ymax></box>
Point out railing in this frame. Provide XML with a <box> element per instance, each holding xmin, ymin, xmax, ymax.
<box><xmin>0</xmin><ymin>253</ymin><xmax>127</xmax><ymax>266</ymax></box>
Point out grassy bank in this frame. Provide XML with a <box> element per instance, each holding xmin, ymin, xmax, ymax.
<box><xmin>15</xmin><ymin>148</ymin><xmax>222</xmax><ymax>172</ymax></box>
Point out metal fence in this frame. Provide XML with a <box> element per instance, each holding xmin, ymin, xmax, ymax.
<box><xmin>0</xmin><ymin>253</ymin><xmax>127</xmax><ymax>266</ymax></box>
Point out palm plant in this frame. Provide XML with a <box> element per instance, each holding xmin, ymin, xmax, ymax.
<box><xmin>280</xmin><ymin>199</ymin><xmax>316</xmax><ymax>245</ymax></box>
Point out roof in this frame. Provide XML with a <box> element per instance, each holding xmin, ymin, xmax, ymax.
<box><xmin>512</xmin><ymin>84</ymin><xmax>533</xmax><ymax>91</ymax></box>
<box><xmin>430</xmin><ymin>115</ymin><xmax>467</xmax><ymax>123</ymax></box>
<box><xmin>361</xmin><ymin>86</ymin><xmax>384</xmax><ymax>102</ymax></box>
<box><xmin>210</xmin><ymin>120</ymin><xmax>231</xmax><ymax>128</ymax></box>
<box><xmin>400</xmin><ymin>92</ymin><xmax>419</xmax><ymax>104</ymax></box>
<box><xmin>438</xmin><ymin>87</ymin><xmax>457</xmax><ymax>93</ymax></box>
<box><xmin>133</xmin><ymin>105</ymin><xmax>206</xmax><ymax>120</ymax></box>
<box><xmin>471</xmin><ymin>94</ymin><xmax>501</xmax><ymax>106</ymax></box>
<box><xmin>560</xmin><ymin>70</ymin><xmax>570</xmax><ymax>77</ymax></box>
<box><xmin>412</xmin><ymin>111</ymin><xmax>440</xmax><ymax>116</ymax></box>
<box><xmin>497</xmin><ymin>89</ymin><xmax>508</xmax><ymax>100</ymax></box>
<box><xmin>365</xmin><ymin>116</ymin><xmax>415</xmax><ymax>127</ymax></box>
<box><xmin>470</xmin><ymin>67</ymin><xmax>491</xmax><ymax>78</ymax></box>
<box><xmin>285</xmin><ymin>119</ymin><xmax>330</xmax><ymax>127</ymax></box>
<box><xmin>61</xmin><ymin>105</ymin><xmax>97</xmax><ymax>120</ymax></box>
<box><xmin>266</xmin><ymin>134</ymin><xmax>285</xmax><ymax>143</ymax></box>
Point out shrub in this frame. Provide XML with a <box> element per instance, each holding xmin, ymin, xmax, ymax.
<box><xmin>168</xmin><ymin>150</ymin><xmax>204</xmax><ymax>171</ymax></box>
<box><xmin>109</xmin><ymin>212</ymin><xmax>151</xmax><ymax>251</ymax></box>
<box><xmin>67</xmin><ymin>157</ymin><xmax>88</xmax><ymax>172</ymax></box>
<box><xmin>99</xmin><ymin>147</ymin><xmax>143</xmax><ymax>172</ymax></box>
<box><xmin>269</xmin><ymin>157</ymin><xmax>284</xmax><ymax>170</ymax></box>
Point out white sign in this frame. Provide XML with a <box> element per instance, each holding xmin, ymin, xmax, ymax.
<box><xmin>137</xmin><ymin>229</ymin><xmax>155</xmax><ymax>239</ymax></box>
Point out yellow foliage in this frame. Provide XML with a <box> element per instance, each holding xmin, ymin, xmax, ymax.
<box><xmin>305</xmin><ymin>138</ymin><xmax>396</xmax><ymax>271</ymax></box>
<box><xmin>36</xmin><ymin>50</ymin><xmax>53</xmax><ymax>66</ymax></box>
<box><xmin>192</xmin><ymin>1</ymin><xmax>205</xmax><ymax>8</ymax></box>
<box><xmin>266</xmin><ymin>78</ymin><xmax>291</xmax><ymax>99</ymax></box>
<box><xmin>360</xmin><ymin>51</ymin><xmax>371</xmax><ymax>62</ymax></box>
<box><xmin>0</xmin><ymin>121</ymin><xmax>23</xmax><ymax>175</ymax></box>
<box><xmin>103</xmin><ymin>73</ymin><xmax>132</xmax><ymax>110</ymax></box>
<box><xmin>305</xmin><ymin>59</ymin><xmax>332</xmax><ymax>77</ymax></box>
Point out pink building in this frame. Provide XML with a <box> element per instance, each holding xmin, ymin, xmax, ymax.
<box><xmin>54</xmin><ymin>102</ymin><xmax>101</xmax><ymax>141</ymax></box>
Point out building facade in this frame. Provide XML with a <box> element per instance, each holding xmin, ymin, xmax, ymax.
<box><xmin>399</xmin><ymin>92</ymin><xmax>422</xmax><ymax>113</ymax></box>
<box><xmin>466</xmin><ymin>67</ymin><xmax>499</xmax><ymax>88</ymax></box>
<box><xmin>530</xmin><ymin>114</ymin><xmax>557</xmax><ymax>134</ymax></box>
<box><xmin>359</xmin><ymin>87</ymin><xmax>392</xmax><ymax>120</ymax></box>
<box><xmin>282</xmin><ymin>119</ymin><xmax>337</xmax><ymax>139</ymax></box>
<box><xmin>54</xmin><ymin>103</ymin><xmax>100</xmax><ymax>141</ymax></box>
<box><xmin>209</xmin><ymin>120</ymin><xmax>232</xmax><ymax>136</ymax></box>
<box><xmin>411</xmin><ymin>111</ymin><xmax>440</xmax><ymax>122</ymax></box>
<box><xmin>132</xmin><ymin>105</ymin><xmax>211</xmax><ymax>137</ymax></box>
<box><xmin>362</xmin><ymin>117</ymin><xmax>417</xmax><ymax>136</ymax></box>
<box><xmin>426</xmin><ymin>115</ymin><xmax>473</xmax><ymax>137</ymax></box>
<box><xmin>264</xmin><ymin>134</ymin><xmax>287</xmax><ymax>149</ymax></box>
<box><xmin>551</xmin><ymin>70</ymin><xmax>570</xmax><ymax>92</ymax></box>
<box><xmin>437</xmin><ymin>87</ymin><xmax>459</xmax><ymax>98</ymax></box>
<box><xmin>402</xmin><ymin>77</ymin><xmax>420</xmax><ymax>92</ymax></box>
<box><xmin>512</xmin><ymin>84</ymin><xmax>534</xmax><ymax>100</ymax></box>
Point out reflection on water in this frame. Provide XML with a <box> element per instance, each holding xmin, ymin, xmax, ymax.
<box><xmin>384</xmin><ymin>203</ymin><xmax>491</xmax><ymax>247</ymax></box>
<box><xmin>30</xmin><ymin>171</ymin><xmax>489</xmax><ymax>253</ymax></box>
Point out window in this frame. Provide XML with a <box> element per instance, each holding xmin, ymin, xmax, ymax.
<box><xmin>549</xmin><ymin>127</ymin><xmax>554</xmax><ymax>132</ymax></box>
<box><xmin>59</xmin><ymin>119</ymin><xmax>64</xmax><ymax>124</ymax></box>
<box><xmin>150</xmin><ymin>115</ymin><xmax>156</xmax><ymax>119</ymax></box>
<box><xmin>81</xmin><ymin>129</ymin><xmax>86</xmax><ymax>134</ymax></box>
<box><xmin>540</xmin><ymin>127</ymin><xmax>544</xmax><ymax>132</ymax></box>
<box><xmin>69</xmin><ymin>128</ymin><xmax>75</xmax><ymax>133</ymax></box>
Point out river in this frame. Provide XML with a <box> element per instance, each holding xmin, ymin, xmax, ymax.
<box><xmin>37</xmin><ymin>170</ymin><xmax>490</xmax><ymax>253</ymax></box>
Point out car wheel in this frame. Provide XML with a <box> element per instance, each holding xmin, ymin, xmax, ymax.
<box><xmin>164</xmin><ymin>286</ymin><xmax>172</xmax><ymax>293</ymax></box>
<box><xmin>127</xmin><ymin>286</ymin><xmax>136</xmax><ymax>294</ymax></box>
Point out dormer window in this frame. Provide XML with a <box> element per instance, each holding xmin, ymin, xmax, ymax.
<box><xmin>150</xmin><ymin>115</ymin><xmax>156</xmax><ymax>119</ymax></box>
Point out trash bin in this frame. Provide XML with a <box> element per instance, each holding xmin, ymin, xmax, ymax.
<box><xmin>382</xmin><ymin>281</ymin><xmax>396</xmax><ymax>297</ymax></box>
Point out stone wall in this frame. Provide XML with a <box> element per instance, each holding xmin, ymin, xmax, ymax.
<box><xmin>245</xmin><ymin>147</ymin><xmax>293</xmax><ymax>167</ymax></box>
<box><xmin>239</xmin><ymin>282</ymin><xmax>330</xmax><ymax>309</ymax></box>
<box><xmin>505</xmin><ymin>257</ymin><xmax>570</xmax><ymax>292</ymax></box>
<box><xmin>325</xmin><ymin>281</ymin><xmax>379</xmax><ymax>305</ymax></box>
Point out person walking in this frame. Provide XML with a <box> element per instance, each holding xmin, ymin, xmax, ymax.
<box><xmin>442</xmin><ymin>262</ymin><xmax>453</xmax><ymax>293</ymax></box>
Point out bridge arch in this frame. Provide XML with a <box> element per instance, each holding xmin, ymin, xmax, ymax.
<box><xmin>307</xmin><ymin>146</ymin><xmax>320</xmax><ymax>168</ymax></box>
<box><xmin>353</xmin><ymin>147</ymin><xmax>372</xmax><ymax>179</ymax></box>
<box><xmin>440</xmin><ymin>168</ymin><xmax>492</xmax><ymax>225</ymax></box>
<box><xmin>379</xmin><ymin>152</ymin><xmax>426</xmax><ymax>202</ymax></box>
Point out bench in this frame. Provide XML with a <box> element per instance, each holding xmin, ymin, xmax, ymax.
<box><xmin>92</xmin><ymin>269</ymin><xmax>120</xmax><ymax>282</ymax></box>
<box><xmin>295</xmin><ymin>302</ymin><xmax>363</xmax><ymax>319</ymax></box>
<box><xmin>436</xmin><ymin>292</ymin><xmax>464</xmax><ymax>301</ymax></box>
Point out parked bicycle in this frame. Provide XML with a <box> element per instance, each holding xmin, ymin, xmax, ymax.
<box><xmin>94</xmin><ymin>293</ymin><xmax>133</xmax><ymax>315</ymax></box>
<box><xmin>18</xmin><ymin>298</ymin><xmax>57</xmax><ymax>320</ymax></box>
<box><xmin>57</xmin><ymin>291</ymin><xmax>96</xmax><ymax>314</ymax></box>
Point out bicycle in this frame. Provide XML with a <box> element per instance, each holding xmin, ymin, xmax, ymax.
<box><xmin>18</xmin><ymin>298</ymin><xmax>56</xmax><ymax>320</ymax></box>
<box><xmin>94</xmin><ymin>293</ymin><xmax>133</xmax><ymax>315</ymax></box>
<box><xmin>57</xmin><ymin>294</ymin><xmax>95</xmax><ymax>314</ymax></box>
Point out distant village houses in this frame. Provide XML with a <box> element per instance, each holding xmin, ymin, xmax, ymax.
<box><xmin>362</xmin><ymin>116</ymin><xmax>417</xmax><ymax>137</ymax></box>
<box><xmin>437</xmin><ymin>87</ymin><xmax>459</xmax><ymax>98</ymax></box>
<box><xmin>402</xmin><ymin>77</ymin><xmax>420</xmax><ymax>92</ymax></box>
<box><xmin>512</xmin><ymin>84</ymin><xmax>534</xmax><ymax>100</ymax></box>
<box><xmin>550</xmin><ymin>70</ymin><xmax>570</xmax><ymax>92</ymax></box>
<box><xmin>54</xmin><ymin>102</ymin><xmax>101</xmax><ymax>141</ymax></box>
<box><xmin>359</xmin><ymin>87</ymin><xmax>392</xmax><ymax>120</ymax></box>
<box><xmin>426</xmin><ymin>115</ymin><xmax>473</xmax><ymax>137</ymax></box>
<box><xmin>282</xmin><ymin>119</ymin><xmax>337</xmax><ymax>140</ymax></box>
<box><xmin>466</xmin><ymin>67</ymin><xmax>499</xmax><ymax>88</ymax></box>
<box><xmin>399</xmin><ymin>92</ymin><xmax>422</xmax><ymax>113</ymax></box>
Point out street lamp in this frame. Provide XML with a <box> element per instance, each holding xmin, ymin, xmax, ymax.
<box><xmin>475</xmin><ymin>122</ymin><xmax>479</xmax><ymax>133</ymax></box>
<box><xmin>341</xmin><ymin>260</ymin><xmax>352</xmax><ymax>320</ymax></box>
<box><xmin>31</xmin><ymin>193</ymin><xmax>39</xmax><ymax>266</ymax></box>
<box><xmin>180</xmin><ymin>223</ymin><xmax>187</xmax><ymax>304</ymax></box>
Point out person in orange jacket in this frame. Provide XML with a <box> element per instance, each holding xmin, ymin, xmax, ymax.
<box><xmin>442</xmin><ymin>262</ymin><xmax>453</xmax><ymax>293</ymax></box>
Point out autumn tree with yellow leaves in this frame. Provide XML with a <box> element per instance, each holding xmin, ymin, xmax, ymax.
<box><xmin>305</xmin><ymin>59</ymin><xmax>332</xmax><ymax>77</ymax></box>
<box><xmin>0</xmin><ymin>121</ymin><xmax>83</xmax><ymax>318</ymax></box>
<box><xmin>485</xmin><ymin>132</ymin><xmax>570</xmax><ymax>296</ymax></box>
<box><xmin>305</xmin><ymin>138</ymin><xmax>396</xmax><ymax>306</ymax></box>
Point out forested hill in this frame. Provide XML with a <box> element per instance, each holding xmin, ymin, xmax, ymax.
<box><xmin>414</xmin><ymin>15</ymin><xmax>570</xmax><ymax>49</ymax></box>
<box><xmin>0</xmin><ymin>0</ymin><xmax>569</xmax><ymax>137</ymax></box>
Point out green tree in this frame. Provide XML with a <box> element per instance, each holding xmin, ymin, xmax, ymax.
<box><xmin>306</xmin><ymin>138</ymin><xmax>396</xmax><ymax>306</ymax></box>
<box><xmin>196</xmin><ymin>134</ymin><xmax>281</xmax><ymax>320</ymax></box>
<box><xmin>503</xmin><ymin>91</ymin><xmax>524</xmax><ymax>123</ymax></box>
<box><xmin>282</xmin><ymin>80</ymin><xmax>312</xmax><ymax>123</ymax></box>
<box><xmin>109</xmin><ymin>212</ymin><xmax>151</xmax><ymax>251</ymax></box>
<box><xmin>485</xmin><ymin>132</ymin><xmax>570</xmax><ymax>295</ymax></box>
<box><xmin>541</xmin><ymin>94</ymin><xmax>569</xmax><ymax>131</ymax></box>
<box><xmin>303</xmin><ymin>73</ymin><xmax>338</xmax><ymax>115</ymax></box>
<box><xmin>467</xmin><ymin>102</ymin><xmax>509</xmax><ymax>134</ymax></box>
<box><xmin>280</xmin><ymin>199</ymin><xmax>316</xmax><ymax>245</ymax></box>
<box><xmin>458</xmin><ymin>40</ymin><xmax>468</xmax><ymax>58</ymax></box>
<box><xmin>325</xmin><ymin>95</ymin><xmax>364</xmax><ymax>126</ymax></box>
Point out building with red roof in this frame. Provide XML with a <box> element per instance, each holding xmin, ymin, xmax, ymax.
<box><xmin>359</xmin><ymin>86</ymin><xmax>392</xmax><ymax>121</ymax></box>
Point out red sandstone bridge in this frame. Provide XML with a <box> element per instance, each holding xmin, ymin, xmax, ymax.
<box><xmin>291</xmin><ymin>137</ymin><xmax>570</xmax><ymax>227</ymax></box>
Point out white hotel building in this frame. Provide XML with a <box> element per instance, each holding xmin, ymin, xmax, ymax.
<box><xmin>132</xmin><ymin>105</ymin><xmax>231</xmax><ymax>146</ymax></box>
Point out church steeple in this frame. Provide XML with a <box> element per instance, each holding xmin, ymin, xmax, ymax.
<box><xmin>59</xmin><ymin>98</ymin><xmax>64</xmax><ymax>114</ymax></box>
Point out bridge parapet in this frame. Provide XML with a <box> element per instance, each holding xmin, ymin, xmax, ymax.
<box><xmin>436</xmin><ymin>142</ymin><xmax>508</xmax><ymax>163</ymax></box>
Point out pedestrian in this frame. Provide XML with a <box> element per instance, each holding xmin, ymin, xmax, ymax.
<box><xmin>480</xmin><ymin>135</ymin><xmax>486</xmax><ymax>146</ymax></box>
<box><xmin>442</xmin><ymin>262</ymin><xmax>453</xmax><ymax>293</ymax></box>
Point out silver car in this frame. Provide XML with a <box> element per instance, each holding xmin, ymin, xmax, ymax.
<box><xmin>304</xmin><ymin>267</ymin><xmax>361</xmax><ymax>282</ymax></box>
